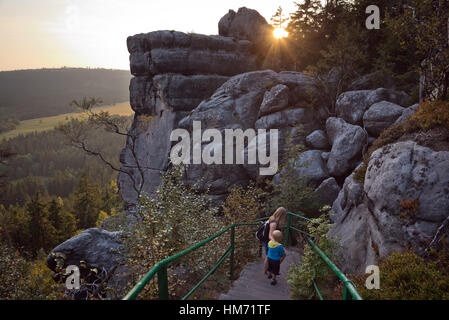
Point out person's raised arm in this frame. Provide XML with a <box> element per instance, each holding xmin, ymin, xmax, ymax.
<box><xmin>268</xmin><ymin>222</ymin><xmax>277</xmax><ymax>241</ymax></box>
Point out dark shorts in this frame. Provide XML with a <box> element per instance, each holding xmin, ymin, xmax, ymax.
<box><xmin>267</xmin><ymin>258</ymin><xmax>280</xmax><ymax>276</ymax></box>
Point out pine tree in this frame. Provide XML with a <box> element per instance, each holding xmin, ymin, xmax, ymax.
<box><xmin>73</xmin><ymin>173</ymin><xmax>102</xmax><ymax>229</ymax></box>
<box><xmin>48</xmin><ymin>197</ymin><xmax>76</xmax><ymax>243</ymax></box>
<box><xmin>271</xmin><ymin>6</ymin><xmax>288</xmax><ymax>29</ymax></box>
<box><xmin>26</xmin><ymin>192</ymin><xmax>57</xmax><ymax>254</ymax></box>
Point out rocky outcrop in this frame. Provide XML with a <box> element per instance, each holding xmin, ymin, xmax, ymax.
<box><xmin>314</xmin><ymin>177</ymin><xmax>341</xmax><ymax>207</ymax></box>
<box><xmin>363</xmin><ymin>101</ymin><xmax>405</xmax><ymax>136</ymax></box>
<box><xmin>128</xmin><ymin>31</ymin><xmax>257</xmax><ymax>77</ymax></box>
<box><xmin>46</xmin><ymin>228</ymin><xmax>129</xmax><ymax>298</ymax></box>
<box><xmin>326</xmin><ymin>117</ymin><xmax>367</xmax><ymax>177</ymax></box>
<box><xmin>335</xmin><ymin>88</ymin><xmax>409</xmax><ymax>126</ymax></box>
<box><xmin>329</xmin><ymin>141</ymin><xmax>449</xmax><ymax>273</ymax></box>
<box><xmin>395</xmin><ymin>103</ymin><xmax>419</xmax><ymax>124</ymax></box>
<box><xmin>119</xmin><ymin>27</ymin><xmax>264</xmax><ymax>204</ymax></box>
<box><xmin>306</xmin><ymin>130</ymin><xmax>330</xmax><ymax>150</ymax></box>
<box><xmin>258</xmin><ymin>84</ymin><xmax>289</xmax><ymax>117</ymax></box>
<box><xmin>273</xmin><ymin>150</ymin><xmax>329</xmax><ymax>188</ymax></box>
<box><xmin>178</xmin><ymin>70</ymin><xmax>321</xmax><ymax>196</ymax></box>
<box><xmin>47</xmin><ymin>228</ymin><xmax>125</xmax><ymax>272</ymax></box>
<box><xmin>218</xmin><ymin>7</ymin><xmax>272</xmax><ymax>44</ymax></box>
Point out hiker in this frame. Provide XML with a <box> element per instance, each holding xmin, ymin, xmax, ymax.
<box><xmin>266</xmin><ymin>230</ymin><xmax>286</xmax><ymax>285</ymax></box>
<box><xmin>262</xmin><ymin>207</ymin><xmax>287</xmax><ymax>275</ymax></box>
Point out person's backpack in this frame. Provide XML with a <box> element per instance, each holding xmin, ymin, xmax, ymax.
<box><xmin>256</xmin><ymin>220</ymin><xmax>270</xmax><ymax>242</ymax></box>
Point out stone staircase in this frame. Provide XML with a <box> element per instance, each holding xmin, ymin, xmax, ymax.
<box><xmin>219</xmin><ymin>248</ymin><xmax>301</xmax><ymax>300</ymax></box>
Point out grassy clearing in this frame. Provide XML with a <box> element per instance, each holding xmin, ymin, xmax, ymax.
<box><xmin>0</xmin><ymin>102</ymin><xmax>133</xmax><ymax>141</ymax></box>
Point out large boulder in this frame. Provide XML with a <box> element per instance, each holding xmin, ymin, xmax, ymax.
<box><xmin>179</xmin><ymin>70</ymin><xmax>280</xmax><ymax>131</ymax></box>
<box><xmin>258</xmin><ymin>84</ymin><xmax>289</xmax><ymax>117</ymax></box>
<box><xmin>273</xmin><ymin>150</ymin><xmax>329</xmax><ymax>187</ymax></box>
<box><xmin>118</xmin><ymin>112</ymin><xmax>182</xmax><ymax>204</ymax></box>
<box><xmin>326</xmin><ymin>117</ymin><xmax>367</xmax><ymax>177</ymax></box>
<box><xmin>306</xmin><ymin>130</ymin><xmax>330</xmax><ymax>150</ymax></box>
<box><xmin>331</xmin><ymin>164</ymin><xmax>365</xmax><ymax>223</ymax></box>
<box><xmin>314</xmin><ymin>177</ymin><xmax>341</xmax><ymax>207</ymax></box>
<box><xmin>335</xmin><ymin>88</ymin><xmax>409</xmax><ymax>125</ymax></box>
<box><xmin>255</xmin><ymin>108</ymin><xmax>316</xmax><ymax>130</ymax></box>
<box><xmin>218</xmin><ymin>7</ymin><xmax>272</xmax><ymax>44</ymax></box>
<box><xmin>47</xmin><ymin>228</ymin><xmax>125</xmax><ymax>273</ymax></box>
<box><xmin>329</xmin><ymin>141</ymin><xmax>449</xmax><ymax>273</ymax></box>
<box><xmin>363</xmin><ymin>101</ymin><xmax>405</xmax><ymax>136</ymax></box>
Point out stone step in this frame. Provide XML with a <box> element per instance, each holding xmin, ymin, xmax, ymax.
<box><xmin>219</xmin><ymin>248</ymin><xmax>301</xmax><ymax>300</ymax></box>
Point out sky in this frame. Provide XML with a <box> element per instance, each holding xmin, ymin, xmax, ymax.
<box><xmin>0</xmin><ymin>0</ymin><xmax>297</xmax><ymax>71</ymax></box>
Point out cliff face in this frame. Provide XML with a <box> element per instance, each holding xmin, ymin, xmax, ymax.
<box><xmin>118</xmin><ymin>30</ymin><xmax>259</xmax><ymax>204</ymax></box>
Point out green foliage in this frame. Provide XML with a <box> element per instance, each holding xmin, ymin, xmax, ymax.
<box><xmin>386</xmin><ymin>0</ymin><xmax>449</xmax><ymax>100</ymax></box>
<box><xmin>311</xmin><ymin>22</ymin><xmax>368</xmax><ymax>114</ymax></box>
<box><xmin>27</xmin><ymin>192</ymin><xmax>58</xmax><ymax>254</ymax></box>
<box><xmin>285</xmin><ymin>0</ymin><xmax>421</xmax><ymax>97</ymax></box>
<box><xmin>0</xmin><ymin>120</ymin><xmax>127</xmax><ymax>207</ymax></box>
<box><xmin>0</xmin><ymin>243</ymin><xmax>64</xmax><ymax>299</ymax></box>
<box><xmin>222</xmin><ymin>183</ymin><xmax>266</xmax><ymax>272</ymax></box>
<box><xmin>287</xmin><ymin>207</ymin><xmax>339</xmax><ymax>299</ymax></box>
<box><xmin>0</xmin><ymin>241</ymin><xmax>30</xmax><ymax>299</ymax></box>
<box><xmin>354</xmin><ymin>250</ymin><xmax>449</xmax><ymax>300</ymax></box>
<box><xmin>406</xmin><ymin>100</ymin><xmax>449</xmax><ymax>131</ymax></box>
<box><xmin>124</xmin><ymin>165</ymin><xmax>226</xmax><ymax>299</ymax></box>
<box><xmin>73</xmin><ymin>173</ymin><xmax>102</xmax><ymax>229</ymax></box>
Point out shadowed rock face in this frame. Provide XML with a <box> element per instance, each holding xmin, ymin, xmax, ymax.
<box><xmin>218</xmin><ymin>7</ymin><xmax>273</xmax><ymax>44</ymax></box>
<box><xmin>363</xmin><ymin>101</ymin><xmax>404</xmax><ymax>136</ymax></box>
<box><xmin>119</xmin><ymin>29</ymin><xmax>263</xmax><ymax>204</ymax></box>
<box><xmin>128</xmin><ymin>31</ymin><xmax>257</xmax><ymax>77</ymax></box>
<box><xmin>335</xmin><ymin>88</ymin><xmax>409</xmax><ymax>125</ymax></box>
<box><xmin>330</xmin><ymin>141</ymin><xmax>449</xmax><ymax>273</ymax></box>
<box><xmin>47</xmin><ymin>228</ymin><xmax>125</xmax><ymax>272</ymax></box>
<box><xmin>326</xmin><ymin>117</ymin><xmax>367</xmax><ymax>177</ymax></box>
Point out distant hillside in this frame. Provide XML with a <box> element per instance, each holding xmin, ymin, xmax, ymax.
<box><xmin>0</xmin><ymin>68</ymin><xmax>131</xmax><ymax>120</ymax></box>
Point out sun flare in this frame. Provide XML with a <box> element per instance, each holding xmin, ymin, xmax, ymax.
<box><xmin>273</xmin><ymin>27</ymin><xmax>288</xmax><ymax>39</ymax></box>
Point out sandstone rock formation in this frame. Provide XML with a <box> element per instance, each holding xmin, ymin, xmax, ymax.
<box><xmin>335</xmin><ymin>88</ymin><xmax>409</xmax><ymax>125</ymax></box>
<box><xmin>119</xmin><ymin>29</ymin><xmax>261</xmax><ymax>204</ymax></box>
<box><xmin>330</xmin><ymin>141</ymin><xmax>449</xmax><ymax>273</ymax></box>
<box><xmin>363</xmin><ymin>101</ymin><xmax>405</xmax><ymax>136</ymax></box>
<box><xmin>326</xmin><ymin>117</ymin><xmax>367</xmax><ymax>177</ymax></box>
<box><xmin>218</xmin><ymin>7</ymin><xmax>273</xmax><ymax>44</ymax></box>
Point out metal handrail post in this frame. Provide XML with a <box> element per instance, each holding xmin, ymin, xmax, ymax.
<box><xmin>157</xmin><ymin>266</ymin><xmax>168</xmax><ymax>300</ymax></box>
<box><xmin>229</xmin><ymin>225</ymin><xmax>235</xmax><ymax>280</ymax></box>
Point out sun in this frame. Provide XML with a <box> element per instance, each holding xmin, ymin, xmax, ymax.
<box><xmin>273</xmin><ymin>27</ymin><xmax>288</xmax><ymax>39</ymax></box>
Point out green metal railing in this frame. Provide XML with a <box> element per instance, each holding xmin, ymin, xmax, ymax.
<box><xmin>285</xmin><ymin>211</ymin><xmax>362</xmax><ymax>300</ymax></box>
<box><xmin>123</xmin><ymin>211</ymin><xmax>362</xmax><ymax>300</ymax></box>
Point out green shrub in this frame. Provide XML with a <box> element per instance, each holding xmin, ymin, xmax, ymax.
<box><xmin>221</xmin><ymin>183</ymin><xmax>266</xmax><ymax>277</ymax></box>
<box><xmin>287</xmin><ymin>208</ymin><xmax>340</xmax><ymax>299</ymax></box>
<box><xmin>353</xmin><ymin>250</ymin><xmax>449</xmax><ymax>300</ymax></box>
<box><xmin>405</xmin><ymin>100</ymin><xmax>449</xmax><ymax>132</ymax></box>
<box><xmin>123</xmin><ymin>165</ymin><xmax>226</xmax><ymax>299</ymax></box>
